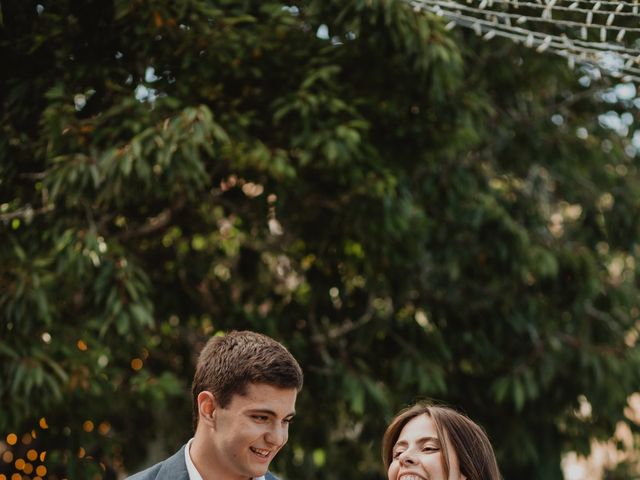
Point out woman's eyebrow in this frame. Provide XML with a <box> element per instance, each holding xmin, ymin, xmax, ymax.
<box><xmin>395</xmin><ymin>436</ymin><xmax>440</xmax><ymax>448</ymax></box>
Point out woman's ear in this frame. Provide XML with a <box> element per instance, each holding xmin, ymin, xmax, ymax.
<box><xmin>197</xmin><ymin>391</ymin><xmax>217</xmax><ymax>427</ymax></box>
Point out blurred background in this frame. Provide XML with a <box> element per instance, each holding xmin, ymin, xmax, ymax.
<box><xmin>1</xmin><ymin>1</ymin><xmax>640</xmax><ymax>479</ymax></box>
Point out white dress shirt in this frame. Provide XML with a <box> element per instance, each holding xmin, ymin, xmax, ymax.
<box><xmin>185</xmin><ymin>438</ymin><xmax>266</xmax><ymax>480</ymax></box>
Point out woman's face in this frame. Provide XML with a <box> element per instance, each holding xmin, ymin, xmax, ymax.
<box><xmin>387</xmin><ymin>414</ymin><xmax>466</xmax><ymax>480</ymax></box>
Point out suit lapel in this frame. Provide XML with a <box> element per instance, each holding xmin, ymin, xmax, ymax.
<box><xmin>153</xmin><ymin>445</ymin><xmax>278</xmax><ymax>480</ymax></box>
<box><xmin>155</xmin><ymin>445</ymin><xmax>189</xmax><ymax>480</ymax></box>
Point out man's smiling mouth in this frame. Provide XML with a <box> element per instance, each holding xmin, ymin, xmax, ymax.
<box><xmin>250</xmin><ymin>447</ymin><xmax>270</xmax><ymax>458</ymax></box>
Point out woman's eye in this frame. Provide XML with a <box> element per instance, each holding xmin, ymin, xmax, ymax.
<box><xmin>392</xmin><ymin>450</ymin><xmax>404</xmax><ymax>459</ymax></box>
<box><xmin>423</xmin><ymin>446</ymin><xmax>439</xmax><ymax>453</ymax></box>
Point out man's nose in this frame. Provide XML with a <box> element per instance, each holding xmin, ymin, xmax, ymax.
<box><xmin>266</xmin><ymin>424</ymin><xmax>288</xmax><ymax>446</ymax></box>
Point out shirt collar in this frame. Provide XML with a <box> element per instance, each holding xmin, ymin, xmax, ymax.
<box><xmin>185</xmin><ymin>438</ymin><xmax>203</xmax><ymax>480</ymax></box>
<box><xmin>185</xmin><ymin>438</ymin><xmax>266</xmax><ymax>480</ymax></box>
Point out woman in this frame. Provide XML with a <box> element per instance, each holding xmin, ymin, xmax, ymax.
<box><xmin>383</xmin><ymin>402</ymin><xmax>501</xmax><ymax>480</ymax></box>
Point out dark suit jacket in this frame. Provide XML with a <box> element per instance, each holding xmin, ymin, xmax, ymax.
<box><xmin>126</xmin><ymin>445</ymin><xmax>280</xmax><ymax>480</ymax></box>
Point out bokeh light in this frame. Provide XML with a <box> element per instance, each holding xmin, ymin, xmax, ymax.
<box><xmin>131</xmin><ymin>358</ymin><xmax>143</xmax><ymax>371</ymax></box>
<box><xmin>98</xmin><ymin>422</ymin><xmax>111</xmax><ymax>435</ymax></box>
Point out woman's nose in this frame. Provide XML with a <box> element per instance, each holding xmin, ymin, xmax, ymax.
<box><xmin>399</xmin><ymin>450</ymin><xmax>417</xmax><ymax>465</ymax></box>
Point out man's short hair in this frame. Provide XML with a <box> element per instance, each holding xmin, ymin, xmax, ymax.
<box><xmin>191</xmin><ymin>330</ymin><xmax>303</xmax><ymax>429</ymax></box>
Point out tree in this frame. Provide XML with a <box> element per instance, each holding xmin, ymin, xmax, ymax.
<box><xmin>1</xmin><ymin>0</ymin><xmax>639</xmax><ymax>479</ymax></box>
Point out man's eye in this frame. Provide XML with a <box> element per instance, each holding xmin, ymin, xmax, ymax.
<box><xmin>283</xmin><ymin>418</ymin><xmax>294</xmax><ymax>425</ymax></box>
<box><xmin>252</xmin><ymin>415</ymin><xmax>268</xmax><ymax>422</ymax></box>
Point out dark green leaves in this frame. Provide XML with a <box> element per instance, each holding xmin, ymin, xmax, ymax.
<box><xmin>2</xmin><ymin>0</ymin><xmax>640</xmax><ymax>479</ymax></box>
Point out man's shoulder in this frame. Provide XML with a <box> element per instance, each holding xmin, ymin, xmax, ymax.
<box><xmin>127</xmin><ymin>462</ymin><xmax>163</xmax><ymax>480</ymax></box>
<box><xmin>125</xmin><ymin>446</ymin><xmax>187</xmax><ymax>480</ymax></box>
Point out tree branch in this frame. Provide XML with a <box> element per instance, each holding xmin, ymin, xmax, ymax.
<box><xmin>117</xmin><ymin>196</ymin><xmax>187</xmax><ymax>240</ymax></box>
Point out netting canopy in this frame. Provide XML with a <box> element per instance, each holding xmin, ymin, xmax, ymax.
<box><xmin>411</xmin><ymin>0</ymin><xmax>640</xmax><ymax>82</ymax></box>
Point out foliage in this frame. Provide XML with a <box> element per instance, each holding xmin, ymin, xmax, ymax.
<box><xmin>2</xmin><ymin>0</ymin><xmax>640</xmax><ymax>479</ymax></box>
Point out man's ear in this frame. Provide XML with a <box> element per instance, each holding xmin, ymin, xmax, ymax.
<box><xmin>197</xmin><ymin>391</ymin><xmax>217</xmax><ymax>427</ymax></box>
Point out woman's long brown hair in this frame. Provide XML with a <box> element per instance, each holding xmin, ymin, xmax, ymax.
<box><xmin>382</xmin><ymin>402</ymin><xmax>502</xmax><ymax>480</ymax></box>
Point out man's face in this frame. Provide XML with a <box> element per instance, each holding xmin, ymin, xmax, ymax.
<box><xmin>207</xmin><ymin>383</ymin><xmax>297</xmax><ymax>479</ymax></box>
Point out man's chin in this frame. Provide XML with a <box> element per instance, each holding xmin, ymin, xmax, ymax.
<box><xmin>249</xmin><ymin>467</ymin><xmax>269</xmax><ymax>478</ymax></box>
<box><xmin>246</xmin><ymin>461</ymin><xmax>270</xmax><ymax>477</ymax></box>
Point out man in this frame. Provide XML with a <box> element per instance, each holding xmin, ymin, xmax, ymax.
<box><xmin>128</xmin><ymin>330</ymin><xmax>304</xmax><ymax>480</ymax></box>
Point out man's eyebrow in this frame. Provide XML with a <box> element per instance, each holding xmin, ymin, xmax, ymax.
<box><xmin>247</xmin><ymin>409</ymin><xmax>296</xmax><ymax>418</ymax></box>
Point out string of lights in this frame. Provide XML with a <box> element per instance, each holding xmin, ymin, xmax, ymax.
<box><xmin>409</xmin><ymin>0</ymin><xmax>640</xmax><ymax>83</ymax></box>
<box><xmin>531</xmin><ymin>0</ymin><xmax>639</xmax><ymax>8</ymax></box>
<box><xmin>459</xmin><ymin>0</ymin><xmax>639</xmax><ymax>16</ymax></box>
<box><xmin>420</xmin><ymin>1</ymin><xmax>640</xmax><ymax>32</ymax></box>
<box><xmin>471</xmin><ymin>0</ymin><xmax>640</xmax><ymax>9</ymax></box>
